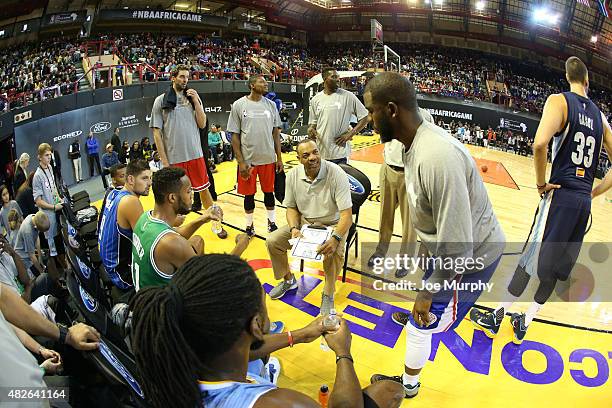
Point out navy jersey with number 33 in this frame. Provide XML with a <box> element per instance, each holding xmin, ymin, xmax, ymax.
<box><xmin>549</xmin><ymin>92</ymin><xmax>604</xmax><ymax>194</ymax></box>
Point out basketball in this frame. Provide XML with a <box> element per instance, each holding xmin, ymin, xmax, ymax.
<box><xmin>481</xmin><ymin>164</ymin><xmax>488</xmax><ymax>173</ymax></box>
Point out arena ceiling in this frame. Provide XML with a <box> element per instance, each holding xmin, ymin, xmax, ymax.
<box><xmin>12</xmin><ymin>0</ymin><xmax>612</xmax><ymax>71</ymax></box>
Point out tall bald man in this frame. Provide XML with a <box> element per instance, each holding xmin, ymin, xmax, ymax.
<box><xmin>368</xmin><ymin>107</ymin><xmax>434</xmax><ymax>279</ymax></box>
<box><xmin>364</xmin><ymin>73</ymin><xmax>505</xmax><ymax>398</ymax></box>
<box><xmin>308</xmin><ymin>67</ymin><xmax>370</xmax><ymax>164</ymax></box>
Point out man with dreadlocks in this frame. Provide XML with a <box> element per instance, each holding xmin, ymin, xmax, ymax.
<box><xmin>131</xmin><ymin>167</ymin><xmax>251</xmax><ymax>291</ymax></box>
<box><xmin>130</xmin><ymin>254</ymin><xmax>404</xmax><ymax>408</ymax></box>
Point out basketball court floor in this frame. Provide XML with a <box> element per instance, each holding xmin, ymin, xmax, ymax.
<box><xmin>95</xmin><ymin>135</ymin><xmax>612</xmax><ymax>407</ymax></box>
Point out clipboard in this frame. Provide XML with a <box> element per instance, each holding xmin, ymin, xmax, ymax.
<box><xmin>290</xmin><ymin>225</ymin><xmax>333</xmax><ymax>261</ymax></box>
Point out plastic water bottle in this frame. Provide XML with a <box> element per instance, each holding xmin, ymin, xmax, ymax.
<box><xmin>320</xmin><ymin>309</ymin><xmax>341</xmax><ymax>351</ymax></box>
<box><xmin>318</xmin><ymin>385</ymin><xmax>329</xmax><ymax>407</ymax></box>
<box><xmin>210</xmin><ymin>204</ymin><xmax>222</xmax><ymax>234</ymax></box>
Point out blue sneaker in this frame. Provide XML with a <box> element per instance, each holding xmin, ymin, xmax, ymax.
<box><xmin>269</xmin><ymin>321</ymin><xmax>285</xmax><ymax>334</ymax></box>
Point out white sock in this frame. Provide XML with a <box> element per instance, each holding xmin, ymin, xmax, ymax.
<box><xmin>245</xmin><ymin>212</ymin><xmax>254</xmax><ymax>227</ymax></box>
<box><xmin>402</xmin><ymin>373</ymin><xmax>420</xmax><ymax>387</ymax></box>
<box><xmin>524</xmin><ymin>302</ymin><xmax>543</xmax><ymax>326</ymax></box>
<box><xmin>267</xmin><ymin>209</ymin><xmax>276</xmax><ymax>223</ymax></box>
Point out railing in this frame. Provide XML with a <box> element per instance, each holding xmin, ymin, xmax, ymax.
<box><xmin>1</xmin><ymin>82</ymin><xmax>80</xmax><ymax>112</ymax></box>
<box><xmin>0</xmin><ymin>65</ymin><xmax>318</xmax><ymax>111</ymax></box>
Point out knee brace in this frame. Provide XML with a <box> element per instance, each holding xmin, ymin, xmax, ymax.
<box><xmin>244</xmin><ymin>195</ymin><xmax>255</xmax><ymax>212</ymax></box>
<box><xmin>404</xmin><ymin>323</ymin><xmax>432</xmax><ymax>370</ymax></box>
<box><xmin>264</xmin><ymin>192</ymin><xmax>275</xmax><ymax>208</ymax></box>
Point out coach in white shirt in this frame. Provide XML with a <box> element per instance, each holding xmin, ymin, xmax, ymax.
<box><xmin>368</xmin><ymin>108</ymin><xmax>433</xmax><ymax>278</ymax></box>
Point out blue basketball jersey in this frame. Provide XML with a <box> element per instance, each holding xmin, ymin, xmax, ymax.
<box><xmin>99</xmin><ymin>188</ymin><xmax>134</xmax><ymax>289</ymax></box>
<box><xmin>549</xmin><ymin>92</ymin><xmax>604</xmax><ymax>194</ymax></box>
<box><xmin>198</xmin><ymin>372</ymin><xmax>276</xmax><ymax>408</ymax></box>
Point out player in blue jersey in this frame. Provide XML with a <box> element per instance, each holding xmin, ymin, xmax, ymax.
<box><xmin>471</xmin><ymin>56</ymin><xmax>612</xmax><ymax>343</ymax></box>
<box><xmin>98</xmin><ymin>160</ymin><xmax>152</xmax><ymax>303</ymax></box>
<box><xmin>131</xmin><ymin>254</ymin><xmax>404</xmax><ymax>408</ymax></box>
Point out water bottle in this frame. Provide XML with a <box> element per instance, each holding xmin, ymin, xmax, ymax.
<box><xmin>318</xmin><ymin>385</ymin><xmax>329</xmax><ymax>408</ymax></box>
<box><xmin>320</xmin><ymin>309</ymin><xmax>340</xmax><ymax>351</ymax></box>
<box><xmin>323</xmin><ymin>309</ymin><xmax>341</xmax><ymax>331</ymax></box>
<box><xmin>210</xmin><ymin>204</ymin><xmax>222</xmax><ymax>234</ymax></box>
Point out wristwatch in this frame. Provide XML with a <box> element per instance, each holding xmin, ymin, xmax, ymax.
<box><xmin>332</xmin><ymin>232</ymin><xmax>343</xmax><ymax>242</ymax></box>
<box><xmin>57</xmin><ymin>324</ymin><xmax>68</xmax><ymax>345</ymax></box>
<box><xmin>290</xmin><ymin>226</ymin><xmax>300</xmax><ymax>233</ymax></box>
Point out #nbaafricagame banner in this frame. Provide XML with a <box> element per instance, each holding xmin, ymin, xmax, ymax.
<box><xmin>98</xmin><ymin>9</ymin><xmax>229</xmax><ymax>27</ymax></box>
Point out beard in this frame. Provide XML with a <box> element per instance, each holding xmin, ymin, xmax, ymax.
<box><xmin>134</xmin><ymin>187</ymin><xmax>149</xmax><ymax>197</ymax></box>
<box><xmin>377</xmin><ymin>114</ymin><xmax>395</xmax><ymax>143</ymax></box>
<box><xmin>176</xmin><ymin>195</ymin><xmax>191</xmax><ymax>215</ymax></box>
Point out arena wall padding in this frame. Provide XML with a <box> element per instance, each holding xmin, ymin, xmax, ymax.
<box><xmin>10</xmin><ymin>84</ymin><xmax>304</xmax><ymax>186</ymax></box>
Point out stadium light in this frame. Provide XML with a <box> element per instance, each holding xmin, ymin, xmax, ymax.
<box><xmin>476</xmin><ymin>1</ymin><xmax>485</xmax><ymax>11</ymax></box>
<box><xmin>175</xmin><ymin>3</ymin><xmax>190</xmax><ymax>8</ymax></box>
<box><xmin>533</xmin><ymin>7</ymin><xmax>560</xmax><ymax>25</ymax></box>
<box><xmin>590</xmin><ymin>35</ymin><xmax>598</xmax><ymax>43</ymax></box>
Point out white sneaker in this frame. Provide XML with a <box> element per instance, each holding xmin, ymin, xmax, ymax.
<box><xmin>265</xmin><ymin>357</ymin><xmax>281</xmax><ymax>385</ymax></box>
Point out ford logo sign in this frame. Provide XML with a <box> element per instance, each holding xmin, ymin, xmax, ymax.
<box><xmin>346</xmin><ymin>174</ymin><xmax>365</xmax><ymax>195</ymax></box>
<box><xmin>76</xmin><ymin>256</ymin><xmax>91</xmax><ymax>279</ymax></box>
<box><xmin>90</xmin><ymin>122</ymin><xmax>112</xmax><ymax>134</ymax></box>
<box><xmin>79</xmin><ymin>285</ymin><xmax>97</xmax><ymax>312</ymax></box>
<box><xmin>99</xmin><ymin>341</ymin><xmax>145</xmax><ymax>398</ymax></box>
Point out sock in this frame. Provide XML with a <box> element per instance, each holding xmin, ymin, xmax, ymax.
<box><xmin>402</xmin><ymin>373</ymin><xmax>420</xmax><ymax>387</ymax></box>
<box><xmin>267</xmin><ymin>209</ymin><xmax>276</xmax><ymax>223</ymax></box>
<box><xmin>494</xmin><ymin>292</ymin><xmax>519</xmax><ymax>320</ymax></box>
<box><xmin>524</xmin><ymin>302</ymin><xmax>543</xmax><ymax>326</ymax></box>
<box><xmin>245</xmin><ymin>212</ymin><xmax>254</xmax><ymax>227</ymax></box>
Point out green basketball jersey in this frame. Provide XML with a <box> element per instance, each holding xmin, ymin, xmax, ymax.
<box><xmin>132</xmin><ymin>211</ymin><xmax>178</xmax><ymax>291</ymax></box>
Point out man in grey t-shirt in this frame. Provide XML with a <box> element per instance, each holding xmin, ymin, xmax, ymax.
<box><xmin>149</xmin><ymin>64</ymin><xmax>227</xmax><ymax>239</ymax></box>
<box><xmin>227</xmin><ymin>75</ymin><xmax>284</xmax><ymax>236</ymax></box>
<box><xmin>14</xmin><ymin>212</ymin><xmax>49</xmax><ymax>277</ymax></box>
<box><xmin>308</xmin><ymin>67</ymin><xmax>370</xmax><ymax>164</ymax></box>
<box><xmin>364</xmin><ymin>73</ymin><xmax>505</xmax><ymax>398</ymax></box>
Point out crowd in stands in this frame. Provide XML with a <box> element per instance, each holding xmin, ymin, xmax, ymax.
<box><xmin>0</xmin><ymin>33</ymin><xmax>610</xmax><ymax>121</ymax></box>
<box><xmin>439</xmin><ymin>119</ymin><xmax>534</xmax><ymax>155</ymax></box>
<box><xmin>0</xmin><ymin>39</ymin><xmax>81</xmax><ymax>110</ymax></box>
